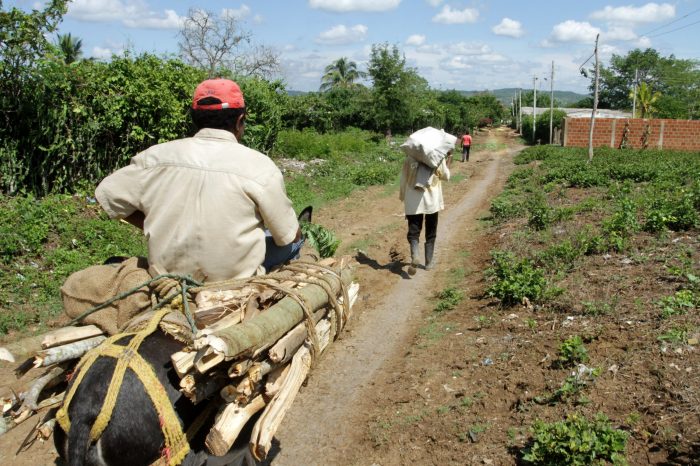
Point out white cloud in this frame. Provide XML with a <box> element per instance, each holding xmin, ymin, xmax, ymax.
<box><xmin>448</xmin><ymin>42</ymin><xmax>491</xmax><ymax>56</ymax></box>
<box><xmin>442</xmin><ymin>56</ymin><xmax>473</xmax><ymax>71</ymax></box>
<box><xmin>68</xmin><ymin>0</ymin><xmax>184</xmax><ymax>29</ymax></box>
<box><xmin>550</xmin><ymin>20</ymin><xmax>601</xmax><ymax>43</ymax></box>
<box><xmin>91</xmin><ymin>46</ymin><xmax>116</xmax><ymax>60</ymax></box>
<box><xmin>222</xmin><ymin>5</ymin><xmax>251</xmax><ymax>20</ymax></box>
<box><xmin>590</xmin><ymin>3</ymin><xmax>675</xmax><ymax>24</ymax></box>
<box><xmin>492</xmin><ymin>18</ymin><xmax>524</xmax><ymax>38</ymax></box>
<box><xmin>605</xmin><ymin>26</ymin><xmax>637</xmax><ymax>41</ymax></box>
<box><xmin>432</xmin><ymin>5</ymin><xmax>479</xmax><ymax>24</ymax></box>
<box><xmin>636</xmin><ymin>36</ymin><xmax>652</xmax><ymax>48</ymax></box>
<box><xmin>425</xmin><ymin>0</ymin><xmax>443</xmax><ymax>6</ymax></box>
<box><xmin>406</xmin><ymin>34</ymin><xmax>426</xmax><ymax>46</ymax></box>
<box><xmin>316</xmin><ymin>24</ymin><xmax>368</xmax><ymax>45</ymax></box>
<box><xmin>308</xmin><ymin>0</ymin><xmax>401</xmax><ymax>12</ymax></box>
<box><xmin>124</xmin><ymin>9</ymin><xmax>183</xmax><ymax>29</ymax></box>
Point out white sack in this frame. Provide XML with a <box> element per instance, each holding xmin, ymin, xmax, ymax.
<box><xmin>400</xmin><ymin>127</ymin><xmax>457</xmax><ymax>168</ymax></box>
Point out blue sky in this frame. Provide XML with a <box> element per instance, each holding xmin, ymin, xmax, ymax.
<box><xmin>11</xmin><ymin>0</ymin><xmax>700</xmax><ymax>93</ymax></box>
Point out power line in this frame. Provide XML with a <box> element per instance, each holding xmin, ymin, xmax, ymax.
<box><xmin>647</xmin><ymin>18</ymin><xmax>700</xmax><ymax>38</ymax></box>
<box><xmin>642</xmin><ymin>7</ymin><xmax>700</xmax><ymax>36</ymax></box>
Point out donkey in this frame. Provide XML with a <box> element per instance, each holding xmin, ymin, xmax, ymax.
<box><xmin>54</xmin><ymin>207</ymin><xmax>314</xmax><ymax>466</ymax></box>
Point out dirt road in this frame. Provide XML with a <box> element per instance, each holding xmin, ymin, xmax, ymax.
<box><xmin>267</xmin><ymin>128</ymin><xmax>519</xmax><ymax>465</ymax></box>
<box><xmin>0</xmin><ymin>127</ymin><xmax>520</xmax><ymax>466</ymax></box>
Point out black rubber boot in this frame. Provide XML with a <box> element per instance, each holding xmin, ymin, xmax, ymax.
<box><xmin>424</xmin><ymin>241</ymin><xmax>435</xmax><ymax>270</ymax></box>
<box><xmin>408</xmin><ymin>240</ymin><xmax>420</xmax><ymax>275</ymax></box>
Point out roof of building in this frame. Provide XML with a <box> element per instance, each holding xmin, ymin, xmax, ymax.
<box><xmin>520</xmin><ymin>107</ymin><xmax>633</xmax><ymax>119</ymax></box>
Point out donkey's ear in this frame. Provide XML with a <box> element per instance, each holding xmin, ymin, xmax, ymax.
<box><xmin>298</xmin><ymin>206</ymin><xmax>313</xmax><ymax>223</ymax></box>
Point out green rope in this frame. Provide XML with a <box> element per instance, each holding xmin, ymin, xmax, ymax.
<box><xmin>67</xmin><ymin>273</ymin><xmax>203</xmax><ymax>326</ymax></box>
<box><xmin>180</xmin><ymin>280</ymin><xmax>197</xmax><ymax>333</ymax></box>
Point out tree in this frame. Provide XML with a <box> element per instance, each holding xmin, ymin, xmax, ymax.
<box><xmin>56</xmin><ymin>32</ymin><xmax>82</xmax><ymax>64</ymax></box>
<box><xmin>178</xmin><ymin>8</ymin><xmax>279</xmax><ymax>78</ymax></box>
<box><xmin>367</xmin><ymin>43</ymin><xmax>428</xmax><ymax>131</ymax></box>
<box><xmin>594</xmin><ymin>48</ymin><xmax>700</xmax><ymax>119</ymax></box>
<box><xmin>0</xmin><ymin>0</ymin><xmax>68</xmax><ymax>139</ymax></box>
<box><xmin>633</xmin><ymin>82</ymin><xmax>661</xmax><ymax>118</ymax></box>
<box><xmin>320</xmin><ymin>57</ymin><xmax>365</xmax><ymax>92</ymax></box>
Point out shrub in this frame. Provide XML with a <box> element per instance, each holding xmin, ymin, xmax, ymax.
<box><xmin>490</xmin><ymin>196</ymin><xmax>523</xmax><ymax>221</ymax></box>
<box><xmin>527</xmin><ymin>195</ymin><xmax>553</xmax><ymax>230</ymax></box>
<box><xmin>658</xmin><ymin>289</ymin><xmax>697</xmax><ymax>319</ymax></box>
<box><xmin>558</xmin><ymin>336</ymin><xmax>589</xmax><ymax>367</ymax></box>
<box><xmin>523</xmin><ymin>413</ymin><xmax>628</xmax><ymax>465</ymax></box>
<box><xmin>486</xmin><ymin>251</ymin><xmax>547</xmax><ymax>306</ymax></box>
<box><xmin>434</xmin><ymin>287</ymin><xmax>464</xmax><ymax>312</ymax></box>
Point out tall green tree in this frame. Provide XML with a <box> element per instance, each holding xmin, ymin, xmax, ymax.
<box><xmin>320</xmin><ymin>57</ymin><xmax>364</xmax><ymax>92</ymax></box>
<box><xmin>595</xmin><ymin>48</ymin><xmax>700</xmax><ymax>119</ymax></box>
<box><xmin>56</xmin><ymin>32</ymin><xmax>82</xmax><ymax>64</ymax></box>
<box><xmin>0</xmin><ymin>0</ymin><xmax>68</xmax><ymax>126</ymax></box>
<box><xmin>367</xmin><ymin>43</ymin><xmax>428</xmax><ymax>133</ymax></box>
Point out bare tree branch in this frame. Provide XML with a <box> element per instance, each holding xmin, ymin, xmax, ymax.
<box><xmin>178</xmin><ymin>9</ymin><xmax>279</xmax><ymax>78</ymax></box>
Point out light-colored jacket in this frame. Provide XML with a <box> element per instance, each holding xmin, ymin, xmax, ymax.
<box><xmin>399</xmin><ymin>157</ymin><xmax>450</xmax><ymax>215</ymax></box>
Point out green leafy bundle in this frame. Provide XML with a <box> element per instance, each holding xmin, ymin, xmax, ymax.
<box><xmin>301</xmin><ymin>222</ymin><xmax>340</xmax><ymax>259</ymax></box>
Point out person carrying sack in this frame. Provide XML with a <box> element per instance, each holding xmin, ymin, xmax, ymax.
<box><xmin>399</xmin><ymin>128</ymin><xmax>455</xmax><ymax>273</ymax></box>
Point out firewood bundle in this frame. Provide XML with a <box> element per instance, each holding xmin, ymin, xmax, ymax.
<box><xmin>177</xmin><ymin>257</ymin><xmax>358</xmax><ymax>460</ymax></box>
<box><xmin>2</xmin><ymin>256</ymin><xmax>358</xmax><ymax>461</ymax></box>
<box><xmin>1</xmin><ymin>324</ymin><xmax>107</xmax><ymax>447</ymax></box>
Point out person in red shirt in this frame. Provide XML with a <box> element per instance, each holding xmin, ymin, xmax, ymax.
<box><xmin>460</xmin><ymin>130</ymin><xmax>472</xmax><ymax>162</ymax></box>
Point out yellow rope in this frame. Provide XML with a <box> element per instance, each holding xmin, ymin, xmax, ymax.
<box><xmin>56</xmin><ymin>309</ymin><xmax>190</xmax><ymax>466</ymax></box>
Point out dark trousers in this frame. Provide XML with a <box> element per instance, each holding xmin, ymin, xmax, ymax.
<box><xmin>461</xmin><ymin>145</ymin><xmax>471</xmax><ymax>162</ymax></box>
<box><xmin>406</xmin><ymin>213</ymin><xmax>438</xmax><ymax>243</ymax></box>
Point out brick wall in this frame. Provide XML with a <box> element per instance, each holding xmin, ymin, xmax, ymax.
<box><xmin>563</xmin><ymin>118</ymin><xmax>700</xmax><ymax>151</ymax></box>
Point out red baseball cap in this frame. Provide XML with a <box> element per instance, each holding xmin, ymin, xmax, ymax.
<box><xmin>192</xmin><ymin>79</ymin><xmax>245</xmax><ymax>110</ymax></box>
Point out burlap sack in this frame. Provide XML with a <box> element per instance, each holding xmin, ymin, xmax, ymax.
<box><xmin>400</xmin><ymin>127</ymin><xmax>457</xmax><ymax>169</ymax></box>
<box><xmin>61</xmin><ymin>257</ymin><xmax>152</xmax><ymax>335</ymax></box>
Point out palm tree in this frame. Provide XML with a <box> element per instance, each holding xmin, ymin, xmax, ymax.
<box><xmin>319</xmin><ymin>57</ymin><xmax>365</xmax><ymax>92</ymax></box>
<box><xmin>633</xmin><ymin>82</ymin><xmax>661</xmax><ymax>118</ymax></box>
<box><xmin>57</xmin><ymin>33</ymin><xmax>83</xmax><ymax>64</ymax></box>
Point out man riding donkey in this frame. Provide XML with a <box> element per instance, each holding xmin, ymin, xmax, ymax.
<box><xmin>55</xmin><ymin>79</ymin><xmax>308</xmax><ymax>466</ymax></box>
<box><xmin>62</xmin><ymin>78</ymin><xmax>306</xmax><ymax>334</ymax></box>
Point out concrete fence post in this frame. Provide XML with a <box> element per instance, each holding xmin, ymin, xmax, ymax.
<box><xmin>658</xmin><ymin>120</ymin><xmax>665</xmax><ymax>150</ymax></box>
<box><xmin>610</xmin><ymin>119</ymin><xmax>617</xmax><ymax>148</ymax></box>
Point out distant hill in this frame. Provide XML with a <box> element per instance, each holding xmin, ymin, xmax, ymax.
<box><xmin>458</xmin><ymin>88</ymin><xmax>589</xmax><ymax>106</ymax></box>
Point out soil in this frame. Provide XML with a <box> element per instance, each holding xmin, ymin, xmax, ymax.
<box><xmin>2</xmin><ymin>127</ymin><xmax>698</xmax><ymax>466</ymax></box>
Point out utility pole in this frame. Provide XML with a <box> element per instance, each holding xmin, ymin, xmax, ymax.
<box><xmin>549</xmin><ymin>61</ymin><xmax>554</xmax><ymax>145</ymax></box>
<box><xmin>632</xmin><ymin>68</ymin><xmax>638</xmax><ymax>118</ymax></box>
<box><xmin>532</xmin><ymin>76</ymin><xmax>538</xmax><ymax>143</ymax></box>
<box><xmin>518</xmin><ymin>89</ymin><xmax>522</xmax><ymax>135</ymax></box>
<box><xmin>588</xmin><ymin>34</ymin><xmax>600</xmax><ymax>163</ymax></box>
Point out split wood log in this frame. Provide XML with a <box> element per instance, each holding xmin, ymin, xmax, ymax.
<box><xmin>196</xmin><ymin>310</ymin><xmax>242</xmax><ymax>336</ymax></box>
<box><xmin>40</xmin><ymin>325</ymin><xmax>104</xmax><ymax>349</ymax></box>
<box><xmin>267</xmin><ymin>282</ymin><xmax>359</xmax><ymax>364</ymax></box>
<box><xmin>197</xmin><ymin>267</ymin><xmax>353</xmax><ymax>359</ymax></box>
<box><xmin>227</xmin><ymin>359</ymin><xmax>253</xmax><ymax>378</ymax></box>
<box><xmin>206</xmin><ymin>395</ymin><xmax>266</xmax><ymax>457</ymax></box>
<box><xmin>34</xmin><ymin>336</ymin><xmax>106</xmax><ymax>368</ymax></box>
<box><xmin>264</xmin><ymin>364</ymin><xmax>290</xmax><ymax>398</ymax></box>
<box><xmin>194</xmin><ymin>347</ymin><xmax>225</xmax><ymax>374</ymax></box>
<box><xmin>249</xmin><ymin>345</ymin><xmax>312</xmax><ymax>461</ymax></box>
<box><xmin>171</xmin><ymin>351</ymin><xmax>196</xmax><ymax>378</ymax></box>
<box><xmin>38</xmin><ymin>418</ymin><xmax>56</xmax><ymax>439</ymax></box>
<box><xmin>265</xmin><ymin>307</ymin><xmax>327</xmax><ymax>363</ymax></box>
<box><xmin>180</xmin><ymin>373</ymin><xmax>228</xmax><ymax>405</ymax></box>
<box><xmin>20</xmin><ymin>366</ymin><xmax>65</xmax><ymax>412</ymax></box>
<box><xmin>220</xmin><ymin>360</ymin><xmax>275</xmax><ymax>404</ymax></box>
